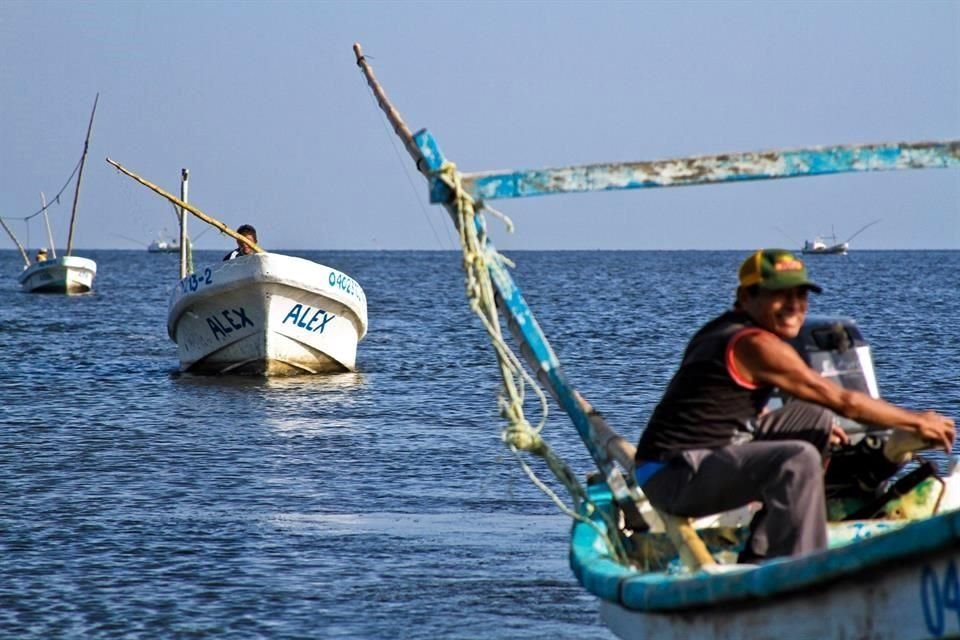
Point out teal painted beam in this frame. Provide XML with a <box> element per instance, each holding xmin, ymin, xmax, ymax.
<box><xmin>454</xmin><ymin>140</ymin><xmax>960</xmax><ymax>202</ymax></box>
<box><xmin>412</xmin><ymin>128</ymin><xmax>645</xmax><ymax>525</ymax></box>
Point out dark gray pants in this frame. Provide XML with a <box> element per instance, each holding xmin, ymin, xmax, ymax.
<box><xmin>641</xmin><ymin>400</ymin><xmax>835</xmax><ymax>562</ymax></box>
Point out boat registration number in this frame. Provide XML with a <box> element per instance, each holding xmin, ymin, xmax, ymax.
<box><xmin>921</xmin><ymin>559</ymin><xmax>960</xmax><ymax>636</ymax></box>
<box><xmin>179</xmin><ymin>268</ymin><xmax>214</xmax><ymax>294</ymax></box>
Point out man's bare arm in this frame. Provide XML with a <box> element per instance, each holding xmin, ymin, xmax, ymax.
<box><xmin>733</xmin><ymin>331</ymin><xmax>956</xmax><ymax>453</ymax></box>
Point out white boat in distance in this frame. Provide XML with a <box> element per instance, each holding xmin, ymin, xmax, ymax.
<box><xmin>147</xmin><ymin>237</ymin><xmax>179</xmax><ymax>253</ymax></box>
<box><xmin>18</xmin><ymin>255</ymin><xmax>97</xmax><ymax>293</ymax></box>
<box><xmin>801</xmin><ymin>235</ymin><xmax>848</xmax><ymax>255</ymax></box>
<box><xmin>9</xmin><ymin>95</ymin><xmax>100</xmax><ymax>294</ymax></box>
<box><xmin>801</xmin><ymin>220</ymin><xmax>880</xmax><ymax>256</ymax></box>
<box><xmin>167</xmin><ymin>252</ymin><xmax>368</xmax><ymax>375</ymax></box>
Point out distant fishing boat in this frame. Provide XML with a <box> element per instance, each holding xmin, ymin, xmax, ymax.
<box><xmin>354</xmin><ymin>43</ymin><xmax>960</xmax><ymax>640</ymax></box>
<box><xmin>802</xmin><ymin>220</ymin><xmax>880</xmax><ymax>256</ymax></box>
<box><xmin>147</xmin><ymin>235</ymin><xmax>180</xmax><ymax>253</ymax></box>
<box><xmin>802</xmin><ymin>234</ymin><xmax>848</xmax><ymax>255</ymax></box>
<box><xmin>3</xmin><ymin>95</ymin><xmax>100</xmax><ymax>294</ymax></box>
<box><xmin>106</xmin><ymin>162</ymin><xmax>367</xmax><ymax>375</ymax></box>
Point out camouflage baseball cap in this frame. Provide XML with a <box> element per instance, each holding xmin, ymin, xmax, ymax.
<box><xmin>738</xmin><ymin>249</ymin><xmax>822</xmax><ymax>293</ymax></box>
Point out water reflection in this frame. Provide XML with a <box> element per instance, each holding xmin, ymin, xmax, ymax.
<box><xmin>169</xmin><ymin>370</ymin><xmax>369</xmax><ymax>435</ymax></box>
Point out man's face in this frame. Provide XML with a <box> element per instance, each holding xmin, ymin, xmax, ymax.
<box><xmin>740</xmin><ymin>286</ymin><xmax>809</xmax><ymax>339</ymax></box>
<box><xmin>237</xmin><ymin>233</ymin><xmax>256</xmax><ymax>255</ymax></box>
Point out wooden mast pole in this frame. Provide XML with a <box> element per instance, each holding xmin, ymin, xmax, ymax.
<box><xmin>353</xmin><ymin>43</ymin><xmax>649</xmax><ymax>535</ymax></box>
<box><xmin>105</xmin><ymin>158</ymin><xmax>265</xmax><ymax>254</ymax></box>
<box><xmin>352</xmin><ymin>43</ymin><xmax>425</xmax><ymax>173</ymax></box>
<box><xmin>66</xmin><ymin>93</ymin><xmax>99</xmax><ymax>256</ymax></box>
<box><xmin>40</xmin><ymin>192</ymin><xmax>57</xmax><ymax>259</ymax></box>
<box><xmin>0</xmin><ymin>217</ymin><xmax>30</xmax><ymax>267</ymax></box>
<box><xmin>179</xmin><ymin>168</ymin><xmax>189</xmax><ymax>279</ymax></box>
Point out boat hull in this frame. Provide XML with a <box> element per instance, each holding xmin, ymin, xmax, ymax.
<box><xmin>599</xmin><ymin>543</ymin><xmax>960</xmax><ymax>640</ymax></box>
<box><xmin>17</xmin><ymin>256</ymin><xmax>97</xmax><ymax>294</ymax></box>
<box><xmin>573</xmin><ymin>480</ymin><xmax>960</xmax><ymax>640</ymax></box>
<box><xmin>167</xmin><ymin>253</ymin><xmax>367</xmax><ymax>375</ymax></box>
<box><xmin>801</xmin><ymin>246</ymin><xmax>848</xmax><ymax>255</ymax></box>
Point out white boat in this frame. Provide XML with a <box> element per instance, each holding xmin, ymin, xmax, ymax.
<box><xmin>801</xmin><ymin>235</ymin><xmax>848</xmax><ymax>255</ymax></box>
<box><xmin>17</xmin><ymin>255</ymin><xmax>97</xmax><ymax>293</ymax></box>
<box><xmin>801</xmin><ymin>220</ymin><xmax>880</xmax><ymax>256</ymax></box>
<box><xmin>354</xmin><ymin>43</ymin><xmax>960</xmax><ymax>640</ymax></box>
<box><xmin>147</xmin><ymin>237</ymin><xmax>180</xmax><ymax>253</ymax></box>
<box><xmin>167</xmin><ymin>252</ymin><xmax>367</xmax><ymax>375</ymax></box>
<box><xmin>106</xmin><ymin>162</ymin><xmax>369</xmax><ymax>377</ymax></box>
<box><xmin>5</xmin><ymin>95</ymin><xmax>100</xmax><ymax>294</ymax></box>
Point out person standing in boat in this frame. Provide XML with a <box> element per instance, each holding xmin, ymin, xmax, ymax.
<box><xmin>223</xmin><ymin>224</ymin><xmax>258</xmax><ymax>261</ymax></box>
<box><xmin>34</xmin><ymin>248</ymin><xmax>48</xmax><ymax>263</ymax></box>
<box><xmin>634</xmin><ymin>248</ymin><xmax>955</xmax><ymax>563</ymax></box>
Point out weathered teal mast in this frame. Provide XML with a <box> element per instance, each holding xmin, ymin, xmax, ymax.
<box><xmin>354</xmin><ymin>44</ymin><xmax>649</xmax><ymax>545</ymax></box>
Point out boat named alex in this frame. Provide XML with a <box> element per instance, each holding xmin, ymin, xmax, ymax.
<box><xmin>168</xmin><ymin>252</ymin><xmax>367</xmax><ymax>375</ymax></box>
<box><xmin>107</xmin><ymin>159</ymin><xmax>368</xmax><ymax>376</ymax></box>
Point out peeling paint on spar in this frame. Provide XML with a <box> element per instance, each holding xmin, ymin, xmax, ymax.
<box><xmin>328</xmin><ymin>271</ymin><xmax>364</xmax><ymax>301</ymax></box>
<box><xmin>458</xmin><ymin>141</ymin><xmax>960</xmax><ymax>201</ymax></box>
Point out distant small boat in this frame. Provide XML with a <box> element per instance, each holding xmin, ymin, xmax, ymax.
<box><xmin>147</xmin><ymin>237</ymin><xmax>180</xmax><ymax>253</ymax></box>
<box><xmin>5</xmin><ymin>95</ymin><xmax>100</xmax><ymax>294</ymax></box>
<box><xmin>18</xmin><ymin>255</ymin><xmax>97</xmax><ymax>293</ymax></box>
<box><xmin>801</xmin><ymin>220</ymin><xmax>880</xmax><ymax>256</ymax></box>
<box><xmin>802</xmin><ymin>235</ymin><xmax>848</xmax><ymax>255</ymax></box>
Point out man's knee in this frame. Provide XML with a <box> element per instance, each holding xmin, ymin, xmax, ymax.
<box><xmin>784</xmin><ymin>440</ymin><xmax>824</xmax><ymax>476</ymax></box>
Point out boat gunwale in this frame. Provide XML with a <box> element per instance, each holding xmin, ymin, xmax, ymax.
<box><xmin>167</xmin><ymin>253</ymin><xmax>368</xmax><ymax>340</ymax></box>
<box><xmin>572</xmin><ymin>483</ymin><xmax>960</xmax><ymax>613</ymax></box>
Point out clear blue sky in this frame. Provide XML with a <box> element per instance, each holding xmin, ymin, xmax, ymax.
<box><xmin>1</xmin><ymin>0</ymin><xmax>957</xmax><ymax>251</ymax></box>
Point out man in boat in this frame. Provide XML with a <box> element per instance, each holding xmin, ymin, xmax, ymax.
<box><xmin>223</xmin><ymin>224</ymin><xmax>258</xmax><ymax>261</ymax></box>
<box><xmin>634</xmin><ymin>249</ymin><xmax>955</xmax><ymax>563</ymax></box>
<box><xmin>34</xmin><ymin>248</ymin><xmax>48</xmax><ymax>263</ymax></box>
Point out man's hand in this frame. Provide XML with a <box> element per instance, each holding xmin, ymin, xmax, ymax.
<box><xmin>913</xmin><ymin>411</ymin><xmax>956</xmax><ymax>453</ymax></box>
<box><xmin>828</xmin><ymin>422</ymin><xmax>850</xmax><ymax>447</ymax></box>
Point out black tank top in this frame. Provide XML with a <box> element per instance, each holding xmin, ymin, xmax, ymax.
<box><xmin>635</xmin><ymin>310</ymin><xmax>773</xmax><ymax>461</ymax></box>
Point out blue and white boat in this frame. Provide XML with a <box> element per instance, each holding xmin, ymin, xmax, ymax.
<box><xmin>354</xmin><ymin>43</ymin><xmax>960</xmax><ymax>640</ymax></box>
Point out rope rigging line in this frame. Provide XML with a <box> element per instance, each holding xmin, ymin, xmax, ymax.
<box><xmin>358</xmin><ymin>72</ymin><xmax>454</xmax><ymax>251</ymax></box>
<box><xmin>0</xmin><ymin>155</ymin><xmax>84</xmax><ymax>223</ymax></box>
<box><xmin>433</xmin><ymin>160</ymin><xmax>630</xmax><ymax>562</ymax></box>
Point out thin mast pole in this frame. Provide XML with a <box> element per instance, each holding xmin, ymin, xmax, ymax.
<box><xmin>105</xmin><ymin>158</ymin><xmax>265</xmax><ymax>254</ymax></box>
<box><xmin>352</xmin><ymin>43</ymin><xmax>424</xmax><ymax>173</ymax></box>
<box><xmin>179</xmin><ymin>168</ymin><xmax>189</xmax><ymax>279</ymax></box>
<box><xmin>40</xmin><ymin>192</ymin><xmax>56</xmax><ymax>258</ymax></box>
<box><xmin>0</xmin><ymin>217</ymin><xmax>30</xmax><ymax>267</ymax></box>
<box><xmin>66</xmin><ymin>93</ymin><xmax>99</xmax><ymax>256</ymax></box>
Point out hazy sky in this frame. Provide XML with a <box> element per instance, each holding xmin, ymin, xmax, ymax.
<box><xmin>1</xmin><ymin>0</ymin><xmax>957</xmax><ymax>252</ymax></box>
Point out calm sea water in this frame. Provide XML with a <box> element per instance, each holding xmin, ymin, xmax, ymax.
<box><xmin>1</xmin><ymin>249</ymin><xmax>958</xmax><ymax>639</ymax></box>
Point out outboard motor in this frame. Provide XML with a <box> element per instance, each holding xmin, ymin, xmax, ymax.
<box><xmin>788</xmin><ymin>315</ymin><xmax>883</xmax><ymax>440</ymax></box>
<box><xmin>787</xmin><ymin>316</ymin><xmax>927</xmax><ymax>518</ymax></box>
